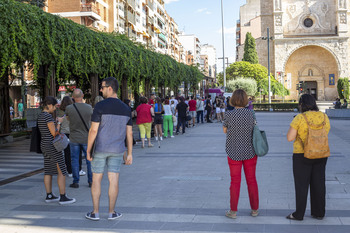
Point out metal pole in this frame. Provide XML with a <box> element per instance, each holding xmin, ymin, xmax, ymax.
<box><xmin>267</xmin><ymin>27</ymin><xmax>271</xmax><ymax>105</ymax></box>
<box><xmin>221</xmin><ymin>0</ymin><xmax>226</xmax><ymax>91</ymax></box>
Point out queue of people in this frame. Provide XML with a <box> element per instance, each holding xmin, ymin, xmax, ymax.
<box><xmin>35</xmin><ymin>80</ymin><xmax>330</xmax><ymax>222</ymax></box>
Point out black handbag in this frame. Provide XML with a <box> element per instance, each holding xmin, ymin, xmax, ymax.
<box><xmin>30</xmin><ymin>121</ymin><xmax>42</xmax><ymax>154</ymax></box>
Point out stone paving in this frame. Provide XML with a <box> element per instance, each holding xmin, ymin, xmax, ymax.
<box><xmin>0</xmin><ymin>112</ymin><xmax>350</xmax><ymax>232</ymax></box>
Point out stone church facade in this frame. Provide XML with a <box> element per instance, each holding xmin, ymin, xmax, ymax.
<box><xmin>237</xmin><ymin>0</ymin><xmax>349</xmax><ymax>101</ymax></box>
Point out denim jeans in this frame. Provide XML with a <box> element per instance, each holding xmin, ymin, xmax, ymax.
<box><xmin>196</xmin><ymin>111</ymin><xmax>204</xmax><ymax>123</ymax></box>
<box><xmin>70</xmin><ymin>143</ymin><xmax>92</xmax><ymax>184</ymax></box>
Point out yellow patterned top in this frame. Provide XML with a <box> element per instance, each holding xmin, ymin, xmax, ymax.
<box><xmin>290</xmin><ymin>111</ymin><xmax>331</xmax><ymax>153</ymax></box>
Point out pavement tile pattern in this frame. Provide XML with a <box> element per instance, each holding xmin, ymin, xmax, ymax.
<box><xmin>1</xmin><ymin>112</ymin><xmax>350</xmax><ymax>232</ymax></box>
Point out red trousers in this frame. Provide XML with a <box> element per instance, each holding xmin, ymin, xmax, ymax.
<box><xmin>228</xmin><ymin>156</ymin><xmax>259</xmax><ymax>211</ymax></box>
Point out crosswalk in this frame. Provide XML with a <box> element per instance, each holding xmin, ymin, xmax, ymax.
<box><xmin>0</xmin><ymin>139</ymin><xmax>43</xmax><ymax>185</ymax></box>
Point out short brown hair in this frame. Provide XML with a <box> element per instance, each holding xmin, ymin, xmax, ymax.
<box><xmin>229</xmin><ymin>89</ymin><xmax>248</xmax><ymax>107</ymax></box>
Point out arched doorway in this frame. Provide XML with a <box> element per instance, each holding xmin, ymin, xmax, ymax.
<box><xmin>284</xmin><ymin>45</ymin><xmax>339</xmax><ymax>101</ymax></box>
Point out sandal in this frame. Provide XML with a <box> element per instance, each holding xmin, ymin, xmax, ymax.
<box><xmin>225</xmin><ymin>210</ymin><xmax>237</xmax><ymax>219</ymax></box>
<box><xmin>286</xmin><ymin>213</ymin><xmax>302</xmax><ymax>221</ymax></box>
<box><xmin>251</xmin><ymin>210</ymin><xmax>259</xmax><ymax>217</ymax></box>
<box><xmin>148</xmin><ymin>144</ymin><xmax>154</xmax><ymax>148</ymax></box>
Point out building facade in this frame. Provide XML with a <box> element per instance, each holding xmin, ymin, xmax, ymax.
<box><xmin>237</xmin><ymin>0</ymin><xmax>349</xmax><ymax>101</ymax></box>
<box><xmin>200</xmin><ymin>44</ymin><xmax>217</xmax><ymax>79</ymax></box>
<box><xmin>178</xmin><ymin>34</ymin><xmax>201</xmax><ymax>66</ymax></box>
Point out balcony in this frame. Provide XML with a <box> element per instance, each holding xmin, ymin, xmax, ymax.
<box><xmin>80</xmin><ymin>3</ymin><xmax>101</xmax><ymax>21</ymax></box>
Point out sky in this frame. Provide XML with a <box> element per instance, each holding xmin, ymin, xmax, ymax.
<box><xmin>164</xmin><ymin>0</ymin><xmax>247</xmax><ymax>73</ymax></box>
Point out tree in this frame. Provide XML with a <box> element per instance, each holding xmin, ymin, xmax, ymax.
<box><xmin>243</xmin><ymin>32</ymin><xmax>259</xmax><ymax>64</ymax></box>
<box><xmin>337</xmin><ymin>77</ymin><xmax>350</xmax><ymax>99</ymax></box>
<box><xmin>226</xmin><ymin>78</ymin><xmax>257</xmax><ymax>96</ymax></box>
<box><xmin>16</xmin><ymin>0</ymin><xmax>45</xmax><ymax>8</ymax></box>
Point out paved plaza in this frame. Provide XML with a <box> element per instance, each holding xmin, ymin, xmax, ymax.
<box><xmin>1</xmin><ymin>112</ymin><xmax>350</xmax><ymax>233</ymax></box>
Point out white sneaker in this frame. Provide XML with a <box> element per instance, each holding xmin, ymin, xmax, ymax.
<box><xmin>68</xmin><ymin>173</ymin><xmax>72</xmax><ymax>178</ymax></box>
<box><xmin>160</xmin><ymin>137</ymin><xmax>163</xmax><ymax>141</ymax></box>
<box><xmin>171</xmin><ymin>135</ymin><xmax>175</xmax><ymax>138</ymax></box>
<box><xmin>79</xmin><ymin>170</ymin><xmax>86</xmax><ymax>176</ymax></box>
<box><xmin>155</xmin><ymin>137</ymin><xmax>158</xmax><ymax>141</ymax></box>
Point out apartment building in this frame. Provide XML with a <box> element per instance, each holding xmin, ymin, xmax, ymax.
<box><xmin>200</xmin><ymin>44</ymin><xmax>217</xmax><ymax>79</ymax></box>
<box><xmin>178</xmin><ymin>33</ymin><xmax>201</xmax><ymax>66</ymax></box>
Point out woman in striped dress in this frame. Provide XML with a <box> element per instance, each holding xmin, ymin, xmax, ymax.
<box><xmin>38</xmin><ymin>96</ymin><xmax>75</xmax><ymax>205</ymax></box>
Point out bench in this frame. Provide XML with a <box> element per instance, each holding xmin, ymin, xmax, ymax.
<box><xmin>325</xmin><ymin>109</ymin><xmax>350</xmax><ymax>119</ymax></box>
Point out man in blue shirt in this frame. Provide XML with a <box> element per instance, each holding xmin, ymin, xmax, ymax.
<box><xmin>86</xmin><ymin>77</ymin><xmax>133</xmax><ymax>221</ymax></box>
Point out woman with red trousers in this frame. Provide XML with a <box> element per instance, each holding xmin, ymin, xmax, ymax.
<box><xmin>223</xmin><ymin>89</ymin><xmax>259</xmax><ymax>219</ymax></box>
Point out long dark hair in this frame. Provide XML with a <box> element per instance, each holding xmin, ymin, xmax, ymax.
<box><xmin>299</xmin><ymin>94</ymin><xmax>319</xmax><ymax>113</ymax></box>
<box><xmin>60</xmin><ymin>96</ymin><xmax>73</xmax><ymax>111</ymax></box>
<box><xmin>155</xmin><ymin>97</ymin><xmax>162</xmax><ymax>112</ymax></box>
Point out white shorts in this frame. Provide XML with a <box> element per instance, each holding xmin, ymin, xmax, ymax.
<box><xmin>216</xmin><ymin>107</ymin><xmax>221</xmax><ymax>113</ymax></box>
<box><xmin>221</xmin><ymin>108</ymin><xmax>225</xmax><ymax>113</ymax></box>
<box><xmin>189</xmin><ymin>111</ymin><xmax>196</xmax><ymax>118</ymax></box>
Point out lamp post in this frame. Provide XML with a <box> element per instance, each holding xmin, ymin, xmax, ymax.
<box><xmin>221</xmin><ymin>0</ymin><xmax>226</xmax><ymax>91</ymax></box>
<box><xmin>262</xmin><ymin>28</ymin><xmax>272</xmax><ymax>107</ymax></box>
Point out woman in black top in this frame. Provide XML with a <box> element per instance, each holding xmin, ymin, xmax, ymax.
<box><xmin>223</xmin><ymin>89</ymin><xmax>259</xmax><ymax>219</ymax></box>
<box><xmin>38</xmin><ymin>96</ymin><xmax>75</xmax><ymax>205</ymax></box>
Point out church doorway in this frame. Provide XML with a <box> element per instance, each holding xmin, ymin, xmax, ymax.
<box><xmin>304</xmin><ymin>81</ymin><xmax>317</xmax><ymax>99</ymax></box>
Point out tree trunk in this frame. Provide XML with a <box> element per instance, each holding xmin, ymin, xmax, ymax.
<box><xmin>184</xmin><ymin>83</ymin><xmax>188</xmax><ymax>98</ymax></box>
<box><xmin>133</xmin><ymin>89</ymin><xmax>140</xmax><ymax>109</ymax></box>
<box><xmin>90</xmin><ymin>73</ymin><xmax>99</xmax><ymax>106</ymax></box>
<box><xmin>0</xmin><ymin>70</ymin><xmax>11</xmax><ymax>134</ymax></box>
<box><xmin>120</xmin><ymin>76</ymin><xmax>128</xmax><ymax>101</ymax></box>
<box><xmin>145</xmin><ymin>79</ymin><xmax>150</xmax><ymax>99</ymax></box>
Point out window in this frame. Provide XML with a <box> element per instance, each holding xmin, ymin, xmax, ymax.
<box><xmin>304</xmin><ymin>18</ymin><xmax>313</xmax><ymax>28</ymax></box>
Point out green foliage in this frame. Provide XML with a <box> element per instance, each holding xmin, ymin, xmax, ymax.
<box><xmin>337</xmin><ymin>77</ymin><xmax>349</xmax><ymax>99</ymax></box>
<box><xmin>254</xmin><ymin>103</ymin><xmax>299</xmax><ymax>111</ymax></box>
<box><xmin>0</xmin><ymin>0</ymin><xmax>203</xmax><ymax>96</ymax></box>
<box><xmin>16</xmin><ymin>0</ymin><xmax>45</xmax><ymax>8</ymax></box>
<box><xmin>243</xmin><ymin>32</ymin><xmax>259</xmax><ymax>64</ymax></box>
<box><xmin>11</xmin><ymin>118</ymin><xmax>27</xmax><ymax>131</ymax></box>
<box><xmin>218</xmin><ymin>61</ymin><xmax>289</xmax><ymax>96</ymax></box>
<box><xmin>226</xmin><ymin>78</ymin><xmax>257</xmax><ymax>96</ymax></box>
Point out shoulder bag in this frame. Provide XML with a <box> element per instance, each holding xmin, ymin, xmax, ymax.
<box><xmin>252</xmin><ymin>111</ymin><xmax>269</xmax><ymax>157</ymax></box>
<box><xmin>52</xmin><ymin>133</ymin><xmax>69</xmax><ymax>152</ymax></box>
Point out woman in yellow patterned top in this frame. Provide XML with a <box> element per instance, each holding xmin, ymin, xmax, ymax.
<box><xmin>286</xmin><ymin>94</ymin><xmax>330</xmax><ymax>221</ymax></box>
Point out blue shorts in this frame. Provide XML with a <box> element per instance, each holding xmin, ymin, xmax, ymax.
<box><xmin>91</xmin><ymin>152</ymin><xmax>123</xmax><ymax>173</ymax></box>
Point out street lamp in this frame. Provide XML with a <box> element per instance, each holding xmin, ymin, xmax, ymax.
<box><xmin>262</xmin><ymin>28</ymin><xmax>273</xmax><ymax>107</ymax></box>
<box><xmin>221</xmin><ymin>0</ymin><xmax>226</xmax><ymax>91</ymax></box>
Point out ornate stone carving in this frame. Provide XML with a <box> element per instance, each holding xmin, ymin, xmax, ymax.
<box><xmin>288</xmin><ymin>4</ymin><xmax>296</xmax><ymax>15</ymax></box>
<box><xmin>275</xmin><ymin>15</ymin><xmax>282</xmax><ymax>26</ymax></box>
<box><xmin>339</xmin><ymin>0</ymin><xmax>346</xmax><ymax>9</ymax></box>
<box><xmin>321</xmin><ymin>3</ymin><xmax>328</xmax><ymax>15</ymax></box>
<box><xmin>340</xmin><ymin>12</ymin><xmax>347</xmax><ymax>24</ymax></box>
<box><xmin>275</xmin><ymin>0</ymin><xmax>281</xmax><ymax>11</ymax></box>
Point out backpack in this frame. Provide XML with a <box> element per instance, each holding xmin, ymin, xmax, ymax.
<box><xmin>301</xmin><ymin>113</ymin><xmax>330</xmax><ymax>159</ymax></box>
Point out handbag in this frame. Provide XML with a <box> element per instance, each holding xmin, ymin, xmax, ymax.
<box><xmin>252</xmin><ymin>111</ymin><xmax>269</xmax><ymax>157</ymax></box>
<box><xmin>186</xmin><ymin>114</ymin><xmax>192</xmax><ymax>121</ymax></box>
<box><xmin>30</xmin><ymin>121</ymin><xmax>42</xmax><ymax>154</ymax></box>
<box><xmin>52</xmin><ymin>133</ymin><xmax>69</xmax><ymax>152</ymax></box>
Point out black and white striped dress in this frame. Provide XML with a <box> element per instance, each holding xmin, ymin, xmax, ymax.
<box><xmin>223</xmin><ymin>108</ymin><xmax>256</xmax><ymax>161</ymax></box>
<box><xmin>38</xmin><ymin>112</ymin><xmax>67</xmax><ymax>176</ymax></box>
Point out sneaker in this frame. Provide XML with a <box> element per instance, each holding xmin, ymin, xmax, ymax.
<box><xmin>160</xmin><ymin>137</ymin><xmax>163</xmax><ymax>141</ymax></box>
<box><xmin>69</xmin><ymin>183</ymin><xmax>79</xmax><ymax>188</ymax></box>
<box><xmin>45</xmin><ymin>193</ymin><xmax>59</xmax><ymax>203</ymax></box>
<box><xmin>171</xmin><ymin>135</ymin><xmax>175</xmax><ymax>138</ymax></box>
<box><xmin>59</xmin><ymin>195</ymin><xmax>76</xmax><ymax>205</ymax></box>
<box><xmin>79</xmin><ymin>170</ymin><xmax>86</xmax><ymax>176</ymax></box>
<box><xmin>85</xmin><ymin>212</ymin><xmax>100</xmax><ymax>221</ymax></box>
<box><xmin>89</xmin><ymin>182</ymin><xmax>92</xmax><ymax>188</ymax></box>
<box><xmin>251</xmin><ymin>210</ymin><xmax>259</xmax><ymax>217</ymax></box>
<box><xmin>155</xmin><ymin>137</ymin><xmax>158</xmax><ymax>141</ymax></box>
<box><xmin>68</xmin><ymin>173</ymin><xmax>73</xmax><ymax>178</ymax></box>
<box><xmin>108</xmin><ymin>211</ymin><xmax>122</xmax><ymax>220</ymax></box>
